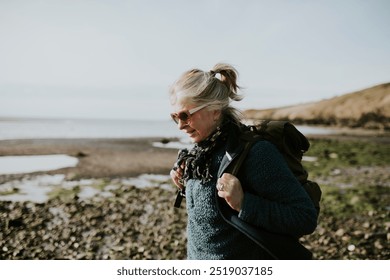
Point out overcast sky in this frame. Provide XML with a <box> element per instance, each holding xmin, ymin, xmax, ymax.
<box><xmin>0</xmin><ymin>0</ymin><xmax>389</xmax><ymax>120</ymax></box>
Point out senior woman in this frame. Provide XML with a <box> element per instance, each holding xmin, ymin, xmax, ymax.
<box><xmin>169</xmin><ymin>63</ymin><xmax>317</xmax><ymax>260</ymax></box>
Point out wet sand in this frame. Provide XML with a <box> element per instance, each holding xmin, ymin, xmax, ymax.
<box><xmin>0</xmin><ymin>137</ymin><xmax>179</xmax><ymax>183</ymax></box>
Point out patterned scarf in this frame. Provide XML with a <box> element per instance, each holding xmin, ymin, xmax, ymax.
<box><xmin>174</xmin><ymin>123</ymin><xmax>228</xmax><ymax>185</ymax></box>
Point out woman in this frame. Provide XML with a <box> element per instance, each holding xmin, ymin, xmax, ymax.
<box><xmin>169</xmin><ymin>63</ymin><xmax>317</xmax><ymax>259</ymax></box>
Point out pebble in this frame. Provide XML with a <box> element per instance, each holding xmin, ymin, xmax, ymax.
<box><xmin>347</xmin><ymin>244</ymin><xmax>355</xmax><ymax>252</ymax></box>
<box><xmin>0</xmin><ymin>183</ymin><xmax>187</xmax><ymax>260</ymax></box>
<box><xmin>1</xmin><ymin>175</ymin><xmax>389</xmax><ymax>260</ymax></box>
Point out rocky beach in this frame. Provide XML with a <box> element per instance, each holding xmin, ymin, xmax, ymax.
<box><xmin>0</xmin><ymin>130</ymin><xmax>389</xmax><ymax>260</ymax></box>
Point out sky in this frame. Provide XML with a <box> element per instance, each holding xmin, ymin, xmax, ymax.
<box><xmin>0</xmin><ymin>0</ymin><xmax>389</xmax><ymax>120</ymax></box>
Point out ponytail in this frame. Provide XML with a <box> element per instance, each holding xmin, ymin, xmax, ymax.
<box><xmin>209</xmin><ymin>63</ymin><xmax>243</xmax><ymax>102</ymax></box>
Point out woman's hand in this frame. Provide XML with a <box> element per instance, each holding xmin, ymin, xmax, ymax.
<box><xmin>170</xmin><ymin>164</ymin><xmax>185</xmax><ymax>190</ymax></box>
<box><xmin>216</xmin><ymin>173</ymin><xmax>244</xmax><ymax>212</ymax></box>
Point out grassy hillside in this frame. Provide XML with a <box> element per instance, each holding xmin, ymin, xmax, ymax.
<box><xmin>244</xmin><ymin>83</ymin><xmax>390</xmax><ymax>129</ymax></box>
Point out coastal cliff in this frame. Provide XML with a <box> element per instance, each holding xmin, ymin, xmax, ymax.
<box><xmin>244</xmin><ymin>83</ymin><xmax>390</xmax><ymax>130</ymax></box>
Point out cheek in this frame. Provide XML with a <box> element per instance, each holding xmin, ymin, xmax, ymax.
<box><xmin>192</xmin><ymin>115</ymin><xmax>216</xmax><ymax>140</ymax></box>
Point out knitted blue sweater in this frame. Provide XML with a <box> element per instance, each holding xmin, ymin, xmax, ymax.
<box><xmin>185</xmin><ymin>139</ymin><xmax>318</xmax><ymax>260</ymax></box>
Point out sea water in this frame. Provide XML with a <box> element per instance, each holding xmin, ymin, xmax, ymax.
<box><xmin>0</xmin><ymin>118</ymin><xmax>337</xmax><ymax>140</ymax></box>
<box><xmin>0</xmin><ymin>118</ymin><xmax>182</xmax><ymax>140</ymax></box>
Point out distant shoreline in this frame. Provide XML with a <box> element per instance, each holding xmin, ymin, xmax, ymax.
<box><xmin>1</xmin><ymin>116</ymin><xmax>388</xmax><ymax>141</ymax></box>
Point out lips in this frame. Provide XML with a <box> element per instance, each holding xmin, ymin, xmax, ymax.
<box><xmin>187</xmin><ymin>131</ymin><xmax>196</xmax><ymax>137</ymax></box>
<box><xmin>184</xmin><ymin>128</ymin><xmax>195</xmax><ymax>135</ymax></box>
<box><xmin>182</xmin><ymin>126</ymin><xmax>198</xmax><ymax>139</ymax></box>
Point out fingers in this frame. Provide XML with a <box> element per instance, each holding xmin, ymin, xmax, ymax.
<box><xmin>216</xmin><ymin>182</ymin><xmax>225</xmax><ymax>192</ymax></box>
<box><xmin>216</xmin><ymin>182</ymin><xmax>228</xmax><ymax>200</ymax></box>
<box><xmin>216</xmin><ymin>173</ymin><xmax>244</xmax><ymax>212</ymax></box>
<box><xmin>216</xmin><ymin>173</ymin><xmax>235</xmax><ymax>193</ymax></box>
<box><xmin>170</xmin><ymin>166</ymin><xmax>185</xmax><ymax>190</ymax></box>
<box><xmin>216</xmin><ymin>175</ymin><xmax>230</xmax><ymax>198</ymax></box>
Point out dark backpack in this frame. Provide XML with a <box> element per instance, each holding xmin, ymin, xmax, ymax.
<box><xmin>231</xmin><ymin>120</ymin><xmax>322</xmax><ymax>216</ymax></box>
<box><xmin>216</xmin><ymin>120</ymin><xmax>322</xmax><ymax>260</ymax></box>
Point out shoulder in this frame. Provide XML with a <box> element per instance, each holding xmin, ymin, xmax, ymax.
<box><xmin>245</xmin><ymin>139</ymin><xmax>286</xmax><ymax>168</ymax></box>
<box><xmin>250</xmin><ymin>139</ymin><xmax>279</xmax><ymax>156</ymax></box>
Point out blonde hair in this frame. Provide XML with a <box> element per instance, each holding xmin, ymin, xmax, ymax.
<box><xmin>169</xmin><ymin>63</ymin><xmax>244</xmax><ymax>124</ymax></box>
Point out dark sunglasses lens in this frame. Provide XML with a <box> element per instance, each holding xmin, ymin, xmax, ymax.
<box><xmin>178</xmin><ymin>112</ymin><xmax>189</xmax><ymax>122</ymax></box>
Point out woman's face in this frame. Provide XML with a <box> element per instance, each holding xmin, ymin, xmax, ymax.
<box><xmin>172</xmin><ymin>102</ymin><xmax>220</xmax><ymax>143</ymax></box>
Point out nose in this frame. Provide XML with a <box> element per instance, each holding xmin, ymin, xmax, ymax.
<box><xmin>178</xmin><ymin>119</ymin><xmax>188</xmax><ymax>130</ymax></box>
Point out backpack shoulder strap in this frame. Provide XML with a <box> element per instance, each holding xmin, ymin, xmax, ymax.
<box><xmin>228</xmin><ymin>135</ymin><xmax>255</xmax><ymax>176</ymax></box>
<box><xmin>223</xmin><ymin>124</ymin><xmax>266</xmax><ymax>177</ymax></box>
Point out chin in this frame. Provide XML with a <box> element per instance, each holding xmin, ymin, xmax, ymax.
<box><xmin>190</xmin><ymin>137</ymin><xmax>199</xmax><ymax>143</ymax></box>
<box><xmin>189</xmin><ymin>135</ymin><xmax>202</xmax><ymax>143</ymax></box>
<box><xmin>187</xmin><ymin>130</ymin><xmax>207</xmax><ymax>143</ymax></box>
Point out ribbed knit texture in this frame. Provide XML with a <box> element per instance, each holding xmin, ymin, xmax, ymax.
<box><xmin>185</xmin><ymin>139</ymin><xmax>317</xmax><ymax>260</ymax></box>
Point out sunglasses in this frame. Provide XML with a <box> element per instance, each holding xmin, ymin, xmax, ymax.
<box><xmin>170</xmin><ymin>103</ymin><xmax>209</xmax><ymax>124</ymax></box>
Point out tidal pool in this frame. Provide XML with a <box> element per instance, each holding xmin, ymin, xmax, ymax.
<box><xmin>0</xmin><ymin>154</ymin><xmax>79</xmax><ymax>175</ymax></box>
<box><xmin>0</xmin><ymin>173</ymin><xmax>172</xmax><ymax>203</ymax></box>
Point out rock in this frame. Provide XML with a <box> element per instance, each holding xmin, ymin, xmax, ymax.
<box><xmin>1</xmin><ymin>170</ymin><xmax>388</xmax><ymax>260</ymax></box>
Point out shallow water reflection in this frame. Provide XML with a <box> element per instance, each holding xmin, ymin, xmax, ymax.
<box><xmin>0</xmin><ymin>174</ymin><xmax>172</xmax><ymax>203</ymax></box>
<box><xmin>0</xmin><ymin>154</ymin><xmax>79</xmax><ymax>175</ymax></box>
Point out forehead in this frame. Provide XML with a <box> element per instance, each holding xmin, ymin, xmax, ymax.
<box><xmin>172</xmin><ymin>94</ymin><xmax>195</xmax><ymax>111</ymax></box>
<box><xmin>173</xmin><ymin>101</ymin><xmax>195</xmax><ymax>112</ymax></box>
<box><xmin>173</xmin><ymin>91</ymin><xmax>188</xmax><ymax>106</ymax></box>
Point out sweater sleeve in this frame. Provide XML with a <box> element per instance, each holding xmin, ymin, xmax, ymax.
<box><xmin>237</xmin><ymin>140</ymin><xmax>317</xmax><ymax>236</ymax></box>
